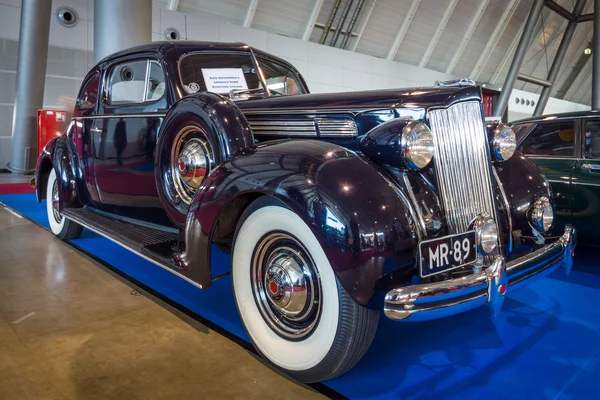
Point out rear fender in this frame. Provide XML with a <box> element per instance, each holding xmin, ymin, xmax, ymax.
<box><xmin>188</xmin><ymin>140</ymin><xmax>419</xmax><ymax>305</ymax></box>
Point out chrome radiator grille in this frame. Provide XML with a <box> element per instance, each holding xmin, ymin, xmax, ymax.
<box><xmin>428</xmin><ymin>101</ymin><xmax>495</xmax><ymax>233</ymax></box>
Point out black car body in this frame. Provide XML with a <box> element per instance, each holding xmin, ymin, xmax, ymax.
<box><xmin>34</xmin><ymin>41</ymin><xmax>575</xmax><ymax>382</ymax></box>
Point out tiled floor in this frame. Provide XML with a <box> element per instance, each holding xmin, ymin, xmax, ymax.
<box><xmin>0</xmin><ymin>207</ymin><xmax>324</xmax><ymax>399</ymax></box>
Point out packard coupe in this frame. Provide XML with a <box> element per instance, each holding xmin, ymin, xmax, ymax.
<box><xmin>35</xmin><ymin>41</ymin><xmax>575</xmax><ymax>382</ymax></box>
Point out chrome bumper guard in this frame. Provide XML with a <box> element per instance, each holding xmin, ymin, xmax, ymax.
<box><xmin>384</xmin><ymin>225</ymin><xmax>575</xmax><ymax>321</ymax></box>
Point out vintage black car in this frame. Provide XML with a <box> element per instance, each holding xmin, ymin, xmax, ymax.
<box><xmin>511</xmin><ymin>111</ymin><xmax>600</xmax><ymax>243</ymax></box>
<box><xmin>35</xmin><ymin>41</ymin><xmax>575</xmax><ymax>383</ymax></box>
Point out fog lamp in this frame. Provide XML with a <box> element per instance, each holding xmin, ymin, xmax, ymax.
<box><xmin>474</xmin><ymin>216</ymin><xmax>498</xmax><ymax>254</ymax></box>
<box><xmin>528</xmin><ymin>197</ymin><xmax>553</xmax><ymax>233</ymax></box>
<box><xmin>400</xmin><ymin>121</ymin><xmax>434</xmax><ymax>170</ymax></box>
<box><xmin>492</xmin><ymin>124</ymin><xmax>516</xmax><ymax>161</ymax></box>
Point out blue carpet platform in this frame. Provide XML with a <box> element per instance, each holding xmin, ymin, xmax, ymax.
<box><xmin>2</xmin><ymin>193</ymin><xmax>599</xmax><ymax>399</ymax></box>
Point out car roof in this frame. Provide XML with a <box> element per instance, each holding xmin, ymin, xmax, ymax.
<box><xmin>96</xmin><ymin>41</ymin><xmax>295</xmax><ymax>74</ymax></box>
<box><xmin>510</xmin><ymin>109</ymin><xmax>600</xmax><ymax>125</ymax></box>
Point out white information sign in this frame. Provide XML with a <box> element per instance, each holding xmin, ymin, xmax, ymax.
<box><xmin>201</xmin><ymin>68</ymin><xmax>249</xmax><ymax>94</ymax></box>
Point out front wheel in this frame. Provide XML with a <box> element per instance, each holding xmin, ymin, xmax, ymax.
<box><xmin>232</xmin><ymin>197</ymin><xmax>379</xmax><ymax>383</ymax></box>
<box><xmin>46</xmin><ymin>168</ymin><xmax>83</xmax><ymax>240</ymax></box>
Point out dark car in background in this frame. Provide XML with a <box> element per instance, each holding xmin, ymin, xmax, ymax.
<box><xmin>34</xmin><ymin>41</ymin><xmax>575</xmax><ymax>382</ymax></box>
<box><xmin>512</xmin><ymin>111</ymin><xmax>600</xmax><ymax>242</ymax></box>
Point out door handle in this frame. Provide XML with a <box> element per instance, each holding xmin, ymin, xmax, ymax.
<box><xmin>581</xmin><ymin>163</ymin><xmax>600</xmax><ymax>173</ymax></box>
<box><xmin>90</xmin><ymin>127</ymin><xmax>105</xmax><ymax>133</ymax></box>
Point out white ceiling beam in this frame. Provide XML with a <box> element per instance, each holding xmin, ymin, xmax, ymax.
<box><xmin>575</xmin><ymin>72</ymin><xmax>593</xmax><ymax>104</ymax></box>
<box><xmin>491</xmin><ymin>16</ymin><xmax>528</xmax><ymax>85</ymax></box>
<box><xmin>546</xmin><ymin>1</ymin><xmax>594</xmax><ymax>97</ymax></box>
<box><xmin>522</xmin><ymin>12</ymin><xmax>566</xmax><ymax>92</ymax></box>
<box><xmin>386</xmin><ymin>0</ymin><xmax>421</xmax><ymax>60</ymax></box>
<box><xmin>350</xmin><ymin>0</ymin><xmax>377</xmax><ymax>51</ymax></box>
<box><xmin>552</xmin><ymin>25</ymin><xmax>593</xmax><ymax>97</ymax></box>
<box><xmin>168</xmin><ymin>0</ymin><xmax>179</xmax><ymax>11</ymax></box>
<box><xmin>418</xmin><ymin>0</ymin><xmax>458</xmax><ymax>68</ymax></box>
<box><xmin>302</xmin><ymin>0</ymin><xmax>325</xmax><ymax>41</ymax></box>
<box><xmin>565</xmin><ymin>56</ymin><xmax>592</xmax><ymax>102</ymax></box>
<box><xmin>471</xmin><ymin>0</ymin><xmax>519</xmax><ymax>81</ymax></box>
<box><xmin>446</xmin><ymin>0</ymin><xmax>490</xmax><ymax>74</ymax></box>
<box><xmin>244</xmin><ymin>0</ymin><xmax>260</xmax><ymax>28</ymax></box>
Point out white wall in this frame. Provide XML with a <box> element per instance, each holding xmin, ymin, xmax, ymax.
<box><xmin>507</xmin><ymin>88</ymin><xmax>591</xmax><ymax>122</ymax></box>
<box><xmin>0</xmin><ymin>0</ymin><xmax>592</xmax><ymax>168</ymax></box>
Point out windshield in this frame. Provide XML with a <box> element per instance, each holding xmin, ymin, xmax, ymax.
<box><xmin>179</xmin><ymin>51</ymin><xmax>306</xmax><ymax>97</ymax></box>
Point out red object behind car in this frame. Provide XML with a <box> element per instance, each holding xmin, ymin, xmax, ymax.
<box><xmin>37</xmin><ymin>109</ymin><xmax>68</xmax><ymax>156</ymax></box>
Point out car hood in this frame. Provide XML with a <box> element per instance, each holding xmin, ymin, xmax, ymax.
<box><xmin>235</xmin><ymin>85</ymin><xmax>482</xmax><ymax>114</ymax></box>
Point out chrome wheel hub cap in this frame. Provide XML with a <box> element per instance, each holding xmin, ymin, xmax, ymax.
<box><xmin>251</xmin><ymin>233</ymin><xmax>322</xmax><ymax>340</ymax></box>
<box><xmin>51</xmin><ymin>180</ymin><xmax>62</xmax><ymax>224</ymax></box>
<box><xmin>170</xmin><ymin>127</ymin><xmax>213</xmax><ymax>205</ymax></box>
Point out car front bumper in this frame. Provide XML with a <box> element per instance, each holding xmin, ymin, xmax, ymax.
<box><xmin>384</xmin><ymin>225</ymin><xmax>575</xmax><ymax>322</ymax></box>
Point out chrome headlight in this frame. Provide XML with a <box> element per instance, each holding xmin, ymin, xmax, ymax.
<box><xmin>474</xmin><ymin>216</ymin><xmax>498</xmax><ymax>254</ymax></box>
<box><xmin>401</xmin><ymin>121</ymin><xmax>434</xmax><ymax>170</ymax></box>
<box><xmin>492</xmin><ymin>124</ymin><xmax>516</xmax><ymax>161</ymax></box>
<box><xmin>528</xmin><ymin>197</ymin><xmax>553</xmax><ymax>233</ymax></box>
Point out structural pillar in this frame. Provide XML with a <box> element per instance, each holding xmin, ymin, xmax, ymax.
<box><xmin>593</xmin><ymin>0</ymin><xmax>600</xmax><ymax>109</ymax></box>
<box><xmin>8</xmin><ymin>0</ymin><xmax>52</xmax><ymax>174</ymax></box>
<box><xmin>493</xmin><ymin>0</ymin><xmax>545</xmax><ymax>118</ymax></box>
<box><xmin>535</xmin><ymin>0</ymin><xmax>587</xmax><ymax>116</ymax></box>
<box><xmin>94</xmin><ymin>0</ymin><xmax>152</xmax><ymax>64</ymax></box>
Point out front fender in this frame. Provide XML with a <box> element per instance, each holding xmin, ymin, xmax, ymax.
<box><xmin>191</xmin><ymin>140</ymin><xmax>419</xmax><ymax>305</ymax></box>
<box><xmin>494</xmin><ymin>152</ymin><xmax>553</xmax><ymax>237</ymax></box>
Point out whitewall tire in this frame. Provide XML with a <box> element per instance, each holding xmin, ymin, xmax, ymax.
<box><xmin>45</xmin><ymin>168</ymin><xmax>83</xmax><ymax>240</ymax></box>
<box><xmin>232</xmin><ymin>197</ymin><xmax>379</xmax><ymax>383</ymax></box>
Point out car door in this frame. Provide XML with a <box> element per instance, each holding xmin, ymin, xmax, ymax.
<box><xmin>517</xmin><ymin>119</ymin><xmax>578</xmax><ymax>235</ymax></box>
<box><xmin>71</xmin><ymin>70</ymin><xmax>101</xmax><ymax>204</ymax></box>
<box><xmin>92</xmin><ymin>56</ymin><xmax>170</xmax><ymax>224</ymax></box>
<box><xmin>571</xmin><ymin>118</ymin><xmax>600</xmax><ymax>239</ymax></box>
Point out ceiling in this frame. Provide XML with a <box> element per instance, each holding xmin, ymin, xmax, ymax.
<box><xmin>154</xmin><ymin>0</ymin><xmax>595</xmax><ymax>105</ymax></box>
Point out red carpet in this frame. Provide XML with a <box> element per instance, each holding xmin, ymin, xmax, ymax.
<box><xmin>0</xmin><ymin>182</ymin><xmax>35</xmax><ymax>195</ymax></box>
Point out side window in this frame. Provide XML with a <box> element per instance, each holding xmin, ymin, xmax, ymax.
<box><xmin>518</xmin><ymin>121</ymin><xmax>575</xmax><ymax>157</ymax></box>
<box><xmin>107</xmin><ymin>60</ymin><xmax>165</xmax><ymax>105</ymax></box>
<box><xmin>584</xmin><ymin>120</ymin><xmax>600</xmax><ymax>159</ymax></box>
<box><xmin>77</xmin><ymin>73</ymin><xmax>99</xmax><ymax>109</ymax></box>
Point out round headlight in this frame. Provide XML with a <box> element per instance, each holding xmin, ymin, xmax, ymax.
<box><xmin>528</xmin><ymin>197</ymin><xmax>554</xmax><ymax>233</ymax></box>
<box><xmin>401</xmin><ymin>121</ymin><xmax>434</xmax><ymax>170</ymax></box>
<box><xmin>474</xmin><ymin>216</ymin><xmax>498</xmax><ymax>254</ymax></box>
<box><xmin>492</xmin><ymin>124</ymin><xmax>516</xmax><ymax>161</ymax></box>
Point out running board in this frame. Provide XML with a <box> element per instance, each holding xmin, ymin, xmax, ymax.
<box><xmin>61</xmin><ymin>208</ymin><xmax>205</xmax><ymax>289</ymax></box>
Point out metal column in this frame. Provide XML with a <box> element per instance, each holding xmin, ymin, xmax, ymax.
<box><xmin>593</xmin><ymin>0</ymin><xmax>600</xmax><ymax>109</ymax></box>
<box><xmin>8</xmin><ymin>0</ymin><xmax>52</xmax><ymax>173</ymax></box>
<box><xmin>94</xmin><ymin>0</ymin><xmax>152</xmax><ymax>64</ymax></box>
<box><xmin>493</xmin><ymin>0</ymin><xmax>545</xmax><ymax>117</ymax></box>
<box><xmin>535</xmin><ymin>0</ymin><xmax>587</xmax><ymax>115</ymax></box>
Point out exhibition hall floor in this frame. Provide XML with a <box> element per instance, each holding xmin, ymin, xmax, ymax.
<box><xmin>1</xmin><ymin>192</ymin><xmax>599</xmax><ymax>399</ymax></box>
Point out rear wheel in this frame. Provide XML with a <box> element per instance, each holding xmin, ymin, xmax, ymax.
<box><xmin>45</xmin><ymin>168</ymin><xmax>82</xmax><ymax>240</ymax></box>
<box><xmin>232</xmin><ymin>197</ymin><xmax>379</xmax><ymax>383</ymax></box>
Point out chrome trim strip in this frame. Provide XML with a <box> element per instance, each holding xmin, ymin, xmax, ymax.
<box><xmin>546</xmin><ymin>179</ymin><xmax>570</xmax><ymax>184</ymax></box>
<box><xmin>384</xmin><ymin>225</ymin><xmax>574</xmax><ymax>321</ymax></box>
<box><xmin>401</xmin><ymin>173</ymin><xmax>427</xmax><ymax>241</ymax></box>
<box><xmin>247</xmin><ymin>116</ymin><xmax>358</xmax><ymax>137</ymax></box>
<box><xmin>73</xmin><ymin>113</ymin><xmax>167</xmax><ymax>120</ymax></box>
<box><xmin>62</xmin><ymin>213</ymin><xmax>203</xmax><ymax>290</ymax></box>
<box><xmin>242</xmin><ymin>108</ymin><xmax>391</xmax><ymax>116</ymax></box>
<box><xmin>571</xmin><ymin>181</ymin><xmax>600</xmax><ymax>187</ymax></box>
<box><xmin>524</xmin><ymin>156</ymin><xmax>579</xmax><ymax>161</ymax></box>
<box><xmin>492</xmin><ymin>166</ymin><xmax>513</xmax><ymax>252</ymax></box>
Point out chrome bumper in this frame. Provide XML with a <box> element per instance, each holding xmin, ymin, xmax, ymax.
<box><xmin>384</xmin><ymin>225</ymin><xmax>575</xmax><ymax>321</ymax></box>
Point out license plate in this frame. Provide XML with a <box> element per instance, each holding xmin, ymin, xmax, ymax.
<box><xmin>419</xmin><ymin>231</ymin><xmax>477</xmax><ymax>277</ymax></box>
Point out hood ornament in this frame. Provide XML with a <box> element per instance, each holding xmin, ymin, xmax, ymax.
<box><xmin>435</xmin><ymin>78</ymin><xmax>476</xmax><ymax>87</ymax></box>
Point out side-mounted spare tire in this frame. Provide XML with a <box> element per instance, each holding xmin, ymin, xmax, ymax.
<box><xmin>155</xmin><ymin>93</ymin><xmax>254</xmax><ymax>227</ymax></box>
